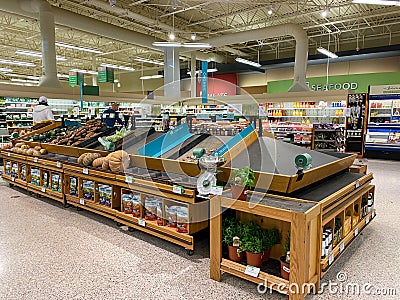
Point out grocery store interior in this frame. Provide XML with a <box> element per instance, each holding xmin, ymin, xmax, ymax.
<box><xmin>0</xmin><ymin>1</ymin><xmax>400</xmax><ymax>299</ymax></box>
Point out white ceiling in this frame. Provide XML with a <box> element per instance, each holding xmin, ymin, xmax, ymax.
<box><xmin>0</xmin><ymin>0</ymin><xmax>399</xmax><ymax>83</ymax></box>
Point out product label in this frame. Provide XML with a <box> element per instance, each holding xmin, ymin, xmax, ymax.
<box><xmin>83</xmin><ymin>168</ymin><xmax>89</xmax><ymax>175</ymax></box>
<box><xmin>138</xmin><ymin>218</ymin><xmax>146</xmax><ymax>227</ymax></box>
<box><xmin>57</xmin><ymin>161</ymin><xmax>62</xmax><ymax>168</ymax></box>
<box><xmin>11</xmin><ymin>177</ymin><xmax>15</xmax><ymax>182</ymax></box>
<box><xmin>172</xmin><ymin>185</ymin><xmax>184</xmax><ymax>194</ymax></box>
<box><xmin>366</xmin><ymin>216</ymin><xmax>370</xmax><ymax>224</ymax></box>
<box><xmin>80</xmin><ymin>198</ymin><xmax>85</xmax><ymax>206</ymax></box>
<box><xmin>7</xmin><ymin>152</ymin><xmax>10</xmax><ymax>157</ymax></box>
<box><xmin>244</xmin><ymin>265</ymin><xmax>260</xmax><ymax>278</ymax></box>
<box><xmin>340</xmin><ymin>242</ymin><xmax>345</xmax><ymax>253</ymax></box>
<box><xmin>354</xmin><ymin>228</ymin><xmax>359</xmax><ymax>237</ymax></box>
<box><xmin>41</xmin><ymin>187</ymin><xmax>46</xmax><ymax>193</ymax></box>
<box><xmin>282</xmin><ymin>266</ymin><xmax>290</xmax><ymax>273</ymax></box>
<box><xmin>125</xmin><ymin>175</ymin><xmax>134</xmax><ymax>184</ymax></box>
<box><xmin>211</xmin><ymin>186</ymin><xmax>223</xmax><ymax>195</ymax></box>
<box><xmin>329</xmin><ymin>253</ymin><xmax>334</xmax><ymax>265</ymax></box>
<box><xmin>355</xmin><ymin>180</ymin><xmax>360</xmax><ymax>188</ymax></box>
<box><xmin>34</xmin><ymin>157</ymin><xmax>38</xmax><ymax>163</ymax></box>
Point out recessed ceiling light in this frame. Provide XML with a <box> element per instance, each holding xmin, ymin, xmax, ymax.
<box><xmin>169</xmin><ymin>32</ymin><xmax>176</xmax><ymax>41</ymax></box>
<box><xmin>268</xmin><ymin>8</ymin><xmax>273</xmax><ymax>15</ymax></box>
<box><xmin>190</xmin><ymin>33</ymin><xmax>196</xmax><ymax>41</ymax></box>
<box><xmin>321</xmin><ymin>7</ymin><xmax>330</xmax><ymax>17</ymax></box>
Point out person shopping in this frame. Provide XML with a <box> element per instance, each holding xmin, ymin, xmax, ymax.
<box><xmin>102</xmin><ymin>102</ymin><xmax>124</xmax><ymax>128</ymax></box>
<box><xmin>33</xmin><ymin>96</ymin><xmax>55</xmax><ymax>124</ymax></box>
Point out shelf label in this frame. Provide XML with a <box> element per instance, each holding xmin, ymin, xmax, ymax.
<box><xmin>340</xmin><ymin>242</ymin><xmax>345</xmax><ymax>253</ymax></box>
<box><xmin>211</xmin><ymin>186</ymin><xmax>223</xmax><ymax>195</ymax></box>
<box><xmin>41</xmin><ymin>187</ymin><xmax>46</xmax><ymax>193</ymax></box>
<box><xmin>355</xmin><ymin>180</ymin><xmax>360</xmax><ymax>188</ymax></box>
<box><xmin>354</xmin><ymin>228</ymin><xmax>359</xmax><ymax>237</ymax></box>
<box><xmin>82</xmin><ymin>167</ymin><xmax>89</xmax><ymax>175</ymax></box>
<box><xmin>244</xmin><ymin>265</ymin><xmax>260</xmax><ymax>278</ymax></box>
<box><xmin>138</xmin><ymin>218</ymin><xmax>146</xmax><ymax>227</ymax></box>
<box><xmin>34</xmin><ymin>157</ymin><xmax>38</xmax><ymax>163</ymax></box>
<box><xmin>125</xmin><ymin>175</ymin><xmax>134</xmax><ymax>184</ymax></box>
<box><xmin>7</xmin><ymin>152</ymin><xmax>11</xmax><ymax>157</ymax></box>
<box><xmin>173</xmin><ymin>185</ymin><xmax>184</xmax><ymax>194</ymax></box>
<box><xmin>366</xmin><ymin>216</ymin><xmax>370</xmax><ymax>224</ymax></box>
<box><xmin>329</xmin><ymin>253</ymin><xmax>334</xmax><ymax>265</ymax></box>
<box><xmin>11</xmin><ymin>177</ymin><xmax>15</xmax><ymax>182</ymax></box>
<box><xmin>79</xmin><ymin>198</ymin><xmax>85</xmax><ymax>206</ymax></box>
<box><xmin>57</xmin><ymin>161</ymin><xmax>62</xmax><ymax>168</ymax></box>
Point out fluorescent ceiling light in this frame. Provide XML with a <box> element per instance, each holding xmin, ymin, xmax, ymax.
<box><xmin>152</xmin><ymin>42</ymin><xmax>212</xmax><ymax>48</ymax></box>
<box><xmin>56</xmin><ymin>42</ymin><xmax>103</xmax><ymax>54</ymax></box>
<box><xmin>317</xmin><ymin>47</ymin><xmax>338</xmax><ymax>58</ymax></box>
<box><xmin>11</xmin><ymin>78</ymin><xmax>39</xmax><ymax>84</ymax></box>
<box><xmin>235</xmin><ymin>57</ymin><xmax>261</xmax><ymax>68</ymax></box>
<box><xmin>352</xmin><ymin>0</ymin><xmax>400</xmax><ymax>5</ymax></box>
<box><xmin>16</xmin><ymin>49</ymin><xmax>67</xmax><ymax>61</ymax></box>
<box><xmin>132</xmin><ymin>57</ymin><xmax>164</xmax><ymax>66</ymax></box>
<box><xmin>26</xmin><ymin>75</ymin><xmax>41</xmax><ymax>80</ymax></box>
<box><xmin>140</xmin><ymin>74</ymin><xmax>164</xmax><ymax>80</ymax></box>
<box><xmin>70</xmin><ymin>69</ymin><xmax>98</xmax><ymax>75</ymax></box>
<box><xmin>100</xmin><ymin>63</ymin><xmax>135</xmax><ymax>71</ymax></box>
<box><xmin>152</xmin><ymin>42</ymin><xmax>182</xmax><ymax>47</ymax></box>
<box><xmin>0</xmin><ymin>81</ymin><xmax>25</xmax><ymax>86</ymax></box>
<box><xmin>182</xmin><ymin>43</ymin><xmax>212</xmax><ymax>48</ymax></box>
<box><xmin>57</xmin><ymin>73</ymin><xmax>69</xmax><ymax>79</ymax></box>
<box><xmin>0</xmin><ymin>67</ymin><xmax>12</xmax><ymax>72</ymax></box>
<box><xmin>187</xmin><ymin>68</ymin><xmax>218</xmax><ymax>75</ymax></box>
<box><xmin>0</xmin><ymin>58</ymin><xmax>36</xmax><ymax>67</ymax></box>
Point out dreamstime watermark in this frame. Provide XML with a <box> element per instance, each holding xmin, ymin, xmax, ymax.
<box><xmin>257</xmin><ymin>272</ymin><xmax>397</xmax><ymax>296</ymax></box>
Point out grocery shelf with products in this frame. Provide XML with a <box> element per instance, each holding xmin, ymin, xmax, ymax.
<box><xmin>0</xmin><ymin>97</ymin><xmax>36</xmax><ymax>136</ymax></box>
<box><xmin>312</xmin><ymin>124</ymin><xmax>345</xmax><ymax>152</ymax></box>
<box><xmin>365</xmin><ymin>84</ymin><xmax>400</xmax><ymax>158</ymax></box>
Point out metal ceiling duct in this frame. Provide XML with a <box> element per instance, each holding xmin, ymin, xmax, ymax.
<box><xmin>197</xmin><ymin>24</ymin><xmax>310</xmax><ymax>92</ymax></box>
<box><xmin>0</xmin><ymin>0</ymin><xmax>225</xmax><ymax>63</ymax></box>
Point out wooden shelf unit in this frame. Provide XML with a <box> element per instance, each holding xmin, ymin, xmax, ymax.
<box><xmin>210</xmin><ymin>172</ymin><xmax>375</xmax><ymax>300</ymax></box>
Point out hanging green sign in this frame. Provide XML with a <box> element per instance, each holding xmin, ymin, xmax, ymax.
<box><xmin>69</xmin><ymin>71</ymin><xmax>84</xmax><ymax>87</ymax></box>
<box><xmin>98</xmin><ymin>67</ymin><xmax>114</xmax><ymax>83</ymax></box>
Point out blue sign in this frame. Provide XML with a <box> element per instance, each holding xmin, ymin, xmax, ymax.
<box><xmin>212</xmin><ymin>124</ymin><xmax>255</xmax><ymax>157</ymax></box>
<box><xmin>138</xmin><ymin>123</ymin><xmax>194</xmax><ymax>157</ymax></box>
<box><xmin>201</xmin><ymin>61</ymin><xmax>208</xmax><ymax>104</ymax></box>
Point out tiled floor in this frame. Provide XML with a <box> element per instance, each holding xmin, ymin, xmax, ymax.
<box><xmin>0</xmin><ymin>159</ymin><xmax>399</xmax><ymax>300</ymax></box>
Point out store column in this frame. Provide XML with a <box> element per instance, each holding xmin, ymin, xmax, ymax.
<box><xmin>190</xmin><ymin>53</ymin><xmax>197</xmax><ymax>98</ymax></box>
<box><xmin>164</xmin><ymin>48</ymin><xmax>180</xmax><ymax>98</ymax></box>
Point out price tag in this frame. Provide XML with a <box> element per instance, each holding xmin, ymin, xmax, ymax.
<box><xmin>340</xmin><ymin>242</ymin><xmax>345</xmax><ymax>253</ymax></box>
<box><xmin>82</xmin><ymin>168</ymin><xmax>89</xmax><ymax>175</ymax></box>
<box><xmin>172</xmin><ymin>185</ymin><xmax>184</xmax><ymax>194</ymax></box>
<box><xmin>7</xmin><ymin>152</ymin><xmax>11</xmax><ymax>157</ymax></box>
<box><xmin>366</xmin><ymin>216</ymin><xmax>370</xmax><ymax>224</ymax></box>
<box><xmin>244</xmin><ymin>265</ymin><xmax>260</xmax><ymax>278</ymax></box>
<box><xmin>34</xmin><ymin>157</ymin><xmax>38</xmax><ymax>163</ymax></box>
<box><xmin>125</xmin><ymin>175</ymin><xmax>134</xmax><ymax>184</ymax></box>
<box><xmin>329</xmin><ymin>253</ymin><xmax>334</xmax><ymax>265</ymax></box>
<box><xmin>355</xmin><ymin>180</ymin><xmax>360</xmax><ymax>188</ymax></box>
<box><xmin>79</xmin><ymin>198</ymin><xmax>85</xmax><ymax>205</ymax></box>
<box><xmin>11</xmin><ymin>177</ymin><xmax>15</xmax><ymax>182</ymax></box>
<box><xmin>41</xmin><ymin>187</ymin><xmax>46</xmax><ymax>193</ymax></box>
<box><xmin>372</xmin><ymin>211</ymin><xmax>375</xmax><ymax>219</ymax></box>
<box><xmin>354</xmin><ymin>228</ymin><xmax>359</xmax><ymax>237</ymax></box>
<box><xmin>57</xmin><ymin>161</ymin><xmax>62</xmax><ymax>168</ymax></box>
<box><xmin>211</xmin><ymin>186</ymin><xmax>223</xmax><ymax>195</ymax></box>
<box><xmin>138</xmin><ymin>218</ymin><xmax>146</xmax><ymax>227</ymax></box>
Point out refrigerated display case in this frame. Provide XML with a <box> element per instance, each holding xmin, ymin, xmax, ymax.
<box><xmin>346</xmin><ymin>93</ymin><xmax>368</xmax><ymax>157</ymax></box>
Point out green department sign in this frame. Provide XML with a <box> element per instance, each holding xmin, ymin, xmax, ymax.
<box><xmin>267</xmin><ymin>72</ymin><xmax>400</xmax><ymax>94</ymax></box>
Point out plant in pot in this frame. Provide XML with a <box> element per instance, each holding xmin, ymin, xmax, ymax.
<box><xmin>280</xmin><ymin>231</ymin><xmax>290</xmax><ymax>280</ymax></box>
<box><xmin>231</xmin><ymin>167</ymin><xmax>255</xmax><ymax>200</ymax></box>
<box><xmin>262</xmin><ymin>228</ymin><xmax>281</xmax><ymax>262</ymax></box>
<box><xmin>222</xmin><ymin>217</ymin><xmax>244</xmax><ymax>262</ymax></box>
<box><xmin>241</xmin><ymin>222</ymin><xmax>264</xmax><ymax>267</ymax></box>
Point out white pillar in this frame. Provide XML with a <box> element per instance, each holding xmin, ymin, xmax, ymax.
<box><xmin>163</xmin><ymin>47</ymin><xmax>180</xmax><ymax>98</ymax></box>
<box><xmin>190</xmin><ymin>52</ymin><xmax>196</xmax><ymax>98</ymax></box>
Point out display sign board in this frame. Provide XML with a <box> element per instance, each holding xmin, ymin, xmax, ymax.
<box><xmin>69</xmin><ymin>71</ymin><xmax>84</xmax><ymax>87</ymax></box>
<box><xmin>267</xmin><ymin>72</ymin><xmax>400</xmax><ymax>94</ymax></box>
<box><xmin>197</xmin><ymin>73</ymin><xmax>238</xmax><ymax>98</ymax></box>
<box><xmin>201</xmin><ymin>61</ymin><xmax>208</xmax><ymax>103</ymax></box>
<box><xmin>98</xmin><ymin>67</ymin><xmax>114</xmax><ymax>83</ymax></box>
<box><xmin>82</xmin><ymin>85</ymin><xmax>100</xmax><ymax>96</ymax></box>
<box><xmin>369</xmin><ymin>84</ymin><xmax>400</xmax><ymax>95</ymax></box>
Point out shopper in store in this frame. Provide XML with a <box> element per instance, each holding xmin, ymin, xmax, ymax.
<box><xmin>102</xmin><ymin>102</ymin><xmax>124</xmax><ymax>128</ymax></box>
<box><xmin>33</xmin><ymin>96</ymin><xmax>55</xmax><ymax>124</ymax></box>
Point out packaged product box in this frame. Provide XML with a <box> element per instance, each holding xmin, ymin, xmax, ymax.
<box><xmin>51</xmin><ymin>173</ymin><xmax>62</xmax><ymax>192</ymax></box>
<box><xmin>30</xmin><ymin>168</ymin><xmax>40</xmax><ymax>186</ymax></box>
<box><xmin>5</xmin><ymin>161</ymin><xmax>11</xmax><ymax>175</ymax></box>
<box><xmin>352</xmin><ymin>215</ymin><xmax>359</xmax><ymax>228</ymax></box>
<box><xmin>69</xmin><ymin>177</ymin><xmax>78</xmax><ymax>196</ymax></box>
<box><xmin>43</xmin><ymin>172</ymin><xmax>49</xmax><ymax>188</ymax></box>
<box><xmin>83</xmin><ymin>180</ymin><xmax>94</xmax><ymax>201</ymax></box>
<box><xmin>131</xmin><ymin>193</ymin><xmax>141</xmax><ymax>217</ymax></box>
<box><xmin>20</xmin><ymin>165</ymin><xmax>26</xmax><ymax>181</ymax></box>
<box><xmin>166</xmin><ymin>205</ymin><xmax>177</xmax><ymax>228</ymax></box>
<box><xmin>104</xmin><ymin>186</ymin><xmax>112</xmax><ymax>207</ymax></box>
<box><xmin>122</xmin><ymin>193</ymin><xmax>133</xmax><ymax>214</ymax></box>
<box><xmin>156</xmin><ymin>199</ymin><xmax>164</xmax><ymax>226</ymax></box>
<box><xmin>11</xmin><ymin>163</ymin><xmax>18</xmax><ymax>178</ymax></box>
<box><xmin>144</xmin><ymin>197</ymin><xmax>157</xmax><ymax>221</ymax></box>
<box><xmin>343</xmin><ymin>216</ymin><xmax>352</xmax><ymax>236</ymax></box>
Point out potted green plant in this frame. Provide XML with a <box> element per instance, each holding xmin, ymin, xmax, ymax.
<box><xmin>231</xmin><ymin>167</ymin><xmax>255</xmax><ymax>200</ymax></box>
<box><xmin>262</xmin><ymin>228</ymin><xmax>281</xmax><ymax>262</ymax></box>
<box><xmin>280</xmin><ymin>231</ymin><xmax>290</xmax><ymax>280</ymax></box>
<box><xmin>222</xmin><ymin>217</ymin><xmax>244</xmax><ymax>262</ymax></box>
<box><xmin>241</xmin><ymin>222</ymin><xmax>264</xmax><ymax>267</ymax></box>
